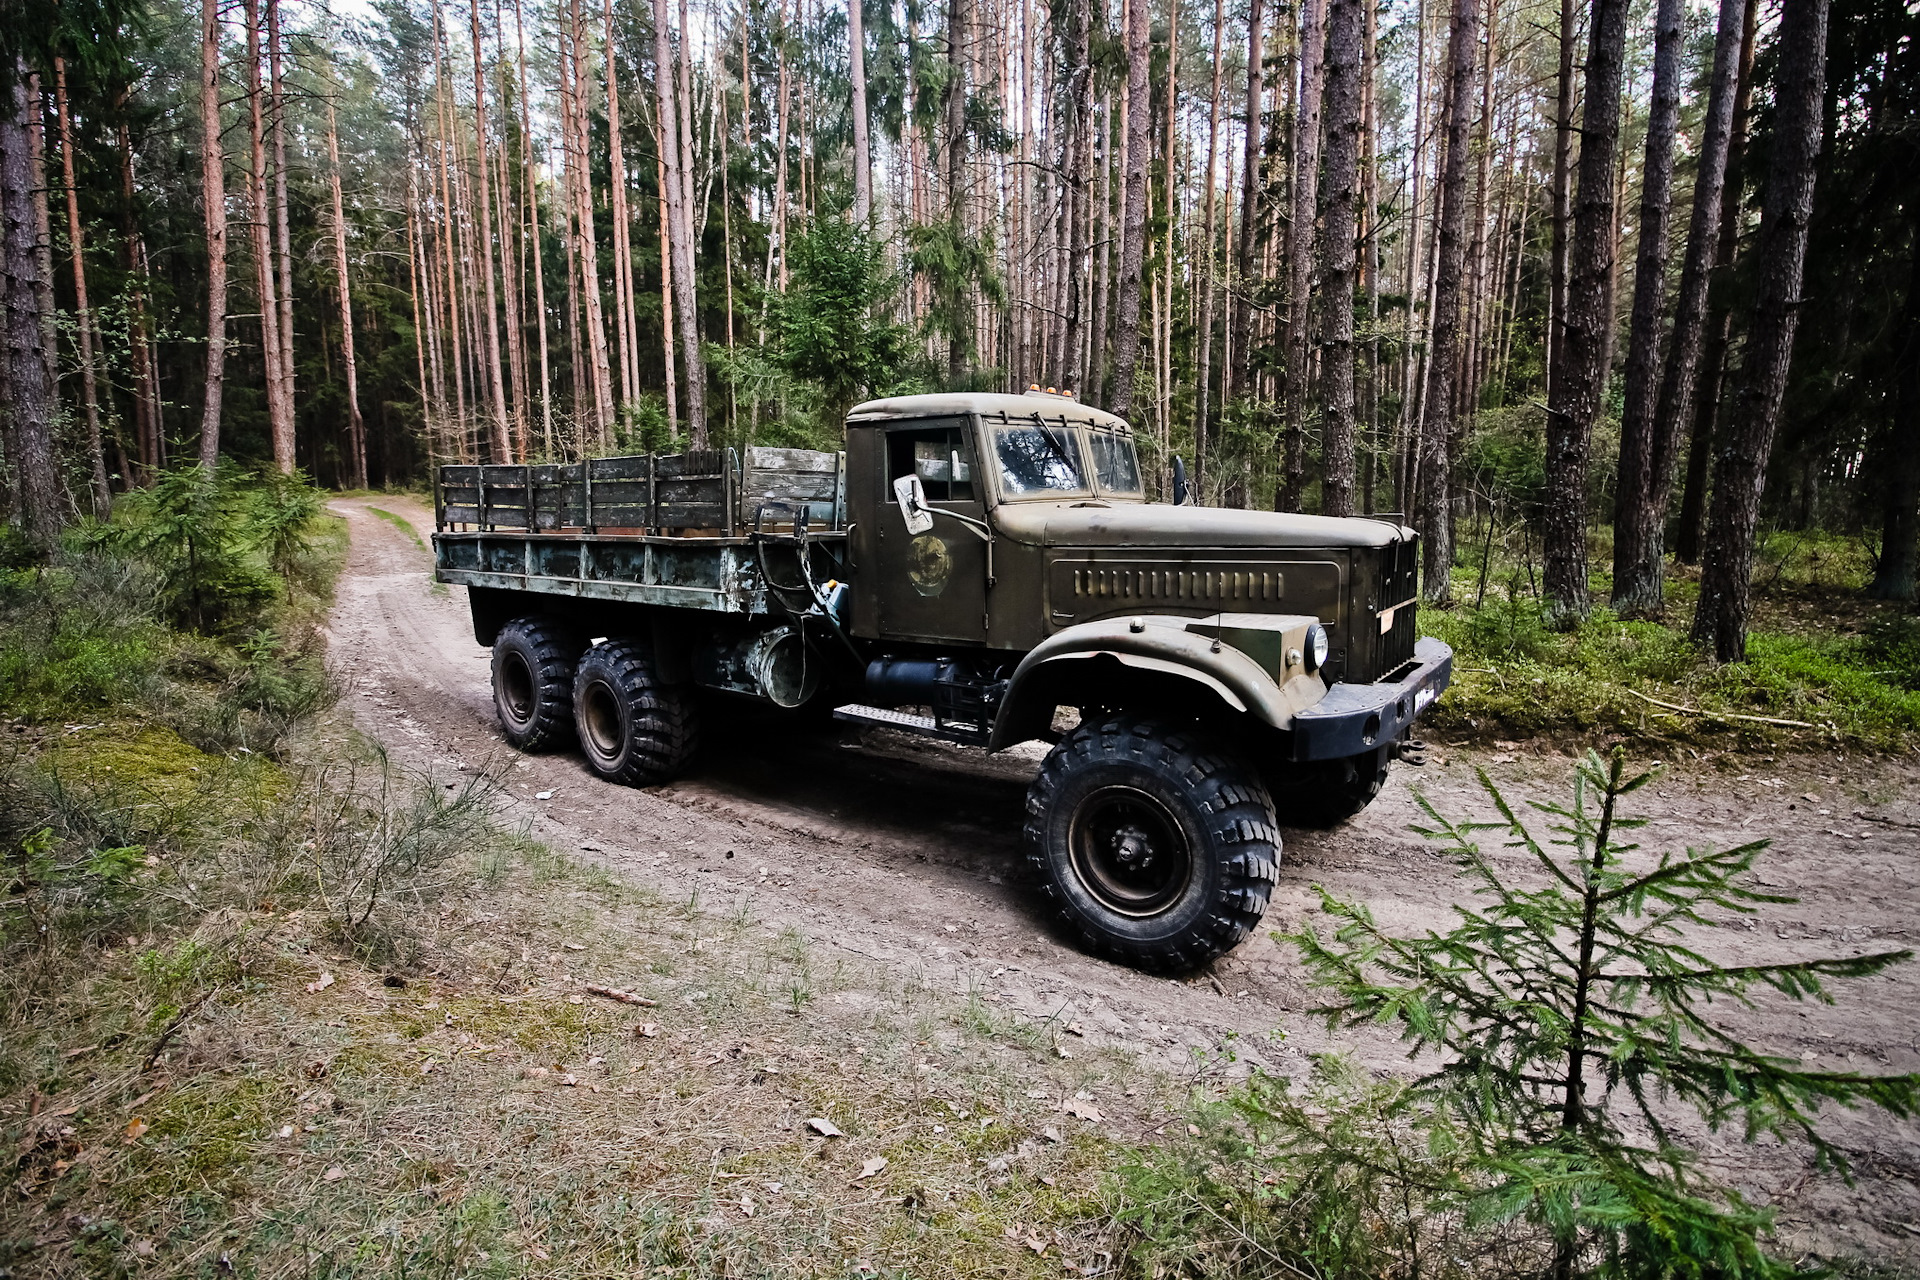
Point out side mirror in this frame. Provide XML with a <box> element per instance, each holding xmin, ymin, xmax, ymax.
<box><xmin>892</xmin><ymin>473</ymin><xmax>934</xmax><ymax>535</ymax></box>
<box><xmin>1171</xmin><ymin>455</ymin><xmax>1190</xmax><ymax>506</ymax></box>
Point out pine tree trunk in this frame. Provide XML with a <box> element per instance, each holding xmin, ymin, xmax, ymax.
<box><xmin>1279</xmin><ymin>0</ymin><xmax>1327</xmax><ymax>509</ymax></box>
<box><xmin>1191</xmin><ymin>0</ymin><xmax>1226</xmax><ymax>495</ymax></box>
<box><xmin>1545</xmin><ymin>0</ymin><xmax>1575</xmax><ymax>402</ymax></box>
<box><xmin>1395</xmin><ymin>0</ymin><xmax>1427</xmax><ymax>512</ymax></box>
<box><xmin>1674</xmin><ymin>0</ymin><xmax>1757</xmax><ymax>565</ymax></box>
<box><xmin>199</xmin><ymin>0</ymin><xmax>229</xmax><ymax>469</ymax></box>
<box><xmin>1319</xmin><ymin>0</ymin><xmax>1363</xmax><ymax>517</ymax></box>
<box><xmin>1</xmin><ymin>59</ymin><xmax>61</xmax><ymax>548</ymax></box>
<box><xmin>1870</xmin><ymin>226</ymin><xmax>1920</xmax><ymax>601</ymax></box>
<box><xmin>471</xmin><ymin>0</ymin><xmax>514</xmax><ymax>461</ymax></box>
<box><xmin>1691</xmin><ymin>0</ymin><xmax>1830</xmax><ymax>663</ymax></box>
<box><xmin>655</xmin><ymin>0</ymin><xmax>706</xmax><ymax>445</ymax></box>
<box><xmin>432</xmin><ymin>0</ymin><xmax>468</xmax><ymax>443</ymax></box>
<box><xmin>657</xmin><ymin>151</ymin><xmax>679</xmax><ymax>438</ymax></box>
<box><xmin>1228</xmin><ymin>0</ymin><xmax>1264</xmax><ymax>406</ymax></box>
<box><xmin>53</xmin><ymin>59</ymin><xmax>109</xmax><ymax>512</ymax></box>
<box><xmin>326</xmin><ymin>94</ymin><xmax>368</xmax><ymax>490</ymax></box>
<box><xmin>1088</xmin><ymin>91</ymin><xmax>1112</xmax><ymax>403</ymax></box>
<box><xmin>850</xmin><ymin>0</ymin><xmax>872</xmax><ymax>225</ymax></box>
<box><xmin>569</xmin><ymin>0</ymin><xmax>614</xmax><ymax>445</ymax></box>
<box><xmin>116</xmin><ymin>110</ymin><xmax>161</xmax><ymax>478</ymax></box>
<box><xmin>26</xmin><ymin>79</ymin><xmax>58</xmax><ymax>437</ymax></box>
<box><xmin>1359</xmin><ymin>0</ymin><xmax>1379</xmax><ymax>509</ymax></box>
<box><xmin>246</xmin><ymin>0</ymin><xmax>293</xmax><ymax>473</ymax></box>
<box><xmin>1056</xmin><ymin>0</ymin><xmax>1091</xmax><ymax>390</ymax></box>
<box><xmin>1109</xmin><ymin>0</ymin><xmax>1150</xmax><ymax>417</ymax></box>
<box><xmin>1540</xmin><ymin>0</ymin><xmax>1629</xmax><ymax>623</ymax></box>
<box><xmin>944</xmin><ymin>0</ymin><xmax>971</xmax><ymax>382</ymax></box>
<box><xmin>268</xmin><ymin>0</ymin><xmax>297</xmax><ymax>458</ymax></box>
<box><xmin>1417</xmin><ymin>0</ymin><xmax>1480</xmax><ymax>604</ymax></box>
<box><xmin>604</xmin><ymin>0</ymin><xmax>636</xmax><ymax>415</ymax></box>
<box><xmin>1612</xmin><ymin>0</ymin><xmax>1716</xmax><ymax>615</ymax></box>
<box><xmin>515</xmin><ymin>0</ymin><xmax>554</xmax><ymax>455</ymax></box>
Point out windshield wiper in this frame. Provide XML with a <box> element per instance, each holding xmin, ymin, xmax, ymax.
<box><xmin>1025</xmin><ymin>413</ymin><xmax>1082</xmax><ymax>485</ymax></box>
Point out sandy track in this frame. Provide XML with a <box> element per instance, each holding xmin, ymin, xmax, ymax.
<box><xmin>325</xmin><ymin>496</ymin><xmax>1920</xmax><ymax>1263</ymax></box>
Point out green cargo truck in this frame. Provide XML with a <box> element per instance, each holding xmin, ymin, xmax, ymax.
<box><xmin>433</xmin><ymin>389</ymin><xmax>1451</xmax><ymax>971</ymax></box>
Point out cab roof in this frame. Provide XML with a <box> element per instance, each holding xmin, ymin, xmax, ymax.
<box><xmin>846</xmin><ymin>391</ymin><xmax>1134</xmax><ymax>433</ymax></box>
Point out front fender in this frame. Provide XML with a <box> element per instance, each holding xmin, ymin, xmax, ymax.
<box><xmin>988</xmin><ymin>614</ymin><xmax>1329</xmax><ymax>749</ymax></box>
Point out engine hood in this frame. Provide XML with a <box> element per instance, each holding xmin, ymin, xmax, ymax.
<box><xmin>992</xmin><ymin>500</ymin><xmax>1412</xmax><ymax>549</ymax></box>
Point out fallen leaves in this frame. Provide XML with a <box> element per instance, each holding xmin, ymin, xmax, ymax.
<box><xmin>1062</xmin><ymin>1097</ymin><xmax>1102</xmax><ymax>1123</ymax></box>
<box><xmin>854</xmin><ymin>1156</ymin><xmax>887</xmax><ymax>1182</ymax></box>
<box><xmin>123</xmin><ymin>1118</ymin><xmax>148</xmax><ymax>1143</ymax></box>
<box><xmin>633</xmin><ymin>1022</ymin><xmax>660</xmax><ymax>1038</ymax></box>
<box><xmin>806</xmin><ymin>1117</ymin><xmax>844</xmax><ymax>1138</ymax></box>
<box><xmin>322</xmin><ymin>1166</ymin><xmax>347</xmax><ymax>1182</ymax></box>
<box><xmin>305</xmin><ymin>972</ymin><xmax>335</xmax><ymax>994</ymax></box>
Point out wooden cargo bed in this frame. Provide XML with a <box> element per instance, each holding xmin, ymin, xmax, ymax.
<box><xmin>432</xmin><ymin>447</ymin><xmax>846</xmax><ymax>615</ymax></box>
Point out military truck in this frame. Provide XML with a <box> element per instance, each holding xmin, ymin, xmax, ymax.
<box><xmin>432</xmin><ymin>390</ymin><xmax>1451</xmax><ymax>971</ymax></box>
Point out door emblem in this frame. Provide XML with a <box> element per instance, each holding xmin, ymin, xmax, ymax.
<box><xmin>909</xmin><ymin>534</ymin><xmax>952</xmax><ymax>597</ymax></box>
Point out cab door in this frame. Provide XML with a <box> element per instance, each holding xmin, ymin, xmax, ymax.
<box><xmin>870</xmin><ymin>418</ymin><xmax>989</xmax><ymax>644</ymax></box>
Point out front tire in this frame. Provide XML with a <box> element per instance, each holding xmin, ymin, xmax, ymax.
<box><xmin>1025</xmin><ymin>715</ymin><xmax>1279</xmax><ymax>972</ymax></box>
<box><xmin>491</xmin><ymin>616</ymin><xmax>585</xmax><ymax>751</ymax></box>
<box><xmin>572</xmin><ymin>640</ymin><xmax>700</xmax><ymax>786</ymax></box>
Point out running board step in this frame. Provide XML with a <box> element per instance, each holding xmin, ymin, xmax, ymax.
<box><xmin>832</xmin><ymin>703</ymin><xmax>989</xmax><ymax>746</ymax></box>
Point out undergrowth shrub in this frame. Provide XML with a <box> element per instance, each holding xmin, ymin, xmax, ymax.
<box><xmin>1114</xmin><ymin>752</ymin><xmax>1920</xmax><ymax>1279</ymax></box>
<box><xmin>1425</xmin><ymin>597</ymin><xmax>1920</xmax><ymax>748</ymax></box>
<box><xmin>0</xmin><ymin>466</ymin><xmax>338</xmax><ymax>756</ymax></box>
<box><xmin>0</xmin><ymin>550</ymin><xmax>167</xmax><ymax>716</ymax></box>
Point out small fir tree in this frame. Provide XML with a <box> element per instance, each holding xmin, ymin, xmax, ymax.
<box><xmin>1291</xmin><ymin>749</ymin><xmax>1919</xmax><ymax>1278</ymax></box>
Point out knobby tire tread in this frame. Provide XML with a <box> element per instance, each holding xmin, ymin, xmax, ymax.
<box><xmin>1024</xmin><ymin>715</ymin><xmax>1279</xmax><ymax>973</ymax></box>
<box><xmin>576</xmin><ymin>639</ymin><xmax>700</xmax><ymax>787</ymax></box>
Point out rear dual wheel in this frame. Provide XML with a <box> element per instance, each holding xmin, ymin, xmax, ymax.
<box><xmin>1025</xmin><ymin>716</ymin><xmax>1280</xmax><ymax>973</ymax></box>
<box><xmin>573</xmin><ymin>640</ymin><xmax>700</xmax><ymax>786</ymax></box>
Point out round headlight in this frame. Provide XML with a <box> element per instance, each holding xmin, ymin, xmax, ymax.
<box><xmin>1303</xmin><ymin>624</ymin><xmax>1330</xmax><ymax>672</ymax></box>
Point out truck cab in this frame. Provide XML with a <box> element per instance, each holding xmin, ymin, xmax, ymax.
<box><xmin>835</xmin><ymin>392</ymin><xmax>1448</xmax><ymax>770</ymax></box>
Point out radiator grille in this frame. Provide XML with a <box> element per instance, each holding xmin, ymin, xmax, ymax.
<box><xmin>1067</xmin><ymin>565</ymin><xmax>1284</xmax><ymax>603</ymax></box>
<box><xmin>1376</xmin><ymin>537</ymin><xmax>1419</xmax><ymax>674</ymax></box>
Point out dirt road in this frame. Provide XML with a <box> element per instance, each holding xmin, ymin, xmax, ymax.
<box><xmin>325</xmin><ymin>496</ymin><xmax>1920</xmax><ymax>1264</ymax></box>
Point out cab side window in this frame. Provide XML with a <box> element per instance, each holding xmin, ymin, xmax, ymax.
<box><xmin>886</xmin><ymin>420</ymin><xmax>977</xmax><ymax>503</ymax></box>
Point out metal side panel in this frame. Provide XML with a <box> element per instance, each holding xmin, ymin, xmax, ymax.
<box><xmin>436</xmin><ymin>568</ymin><xmax>761</xmax><ymax>612</ymax></box>
<box><xmin>433</xmin><ymin>532</ymin><xmax>768</xmax><ymax>614</ymax></box>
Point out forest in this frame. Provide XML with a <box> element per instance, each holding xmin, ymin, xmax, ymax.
<box><xmin>4</xmin><ymin>0</ymin><xmax>1920</xmax><ymax>1272</ymax></box>
<box><xmin>0</xmin><ymin>0</ymin><xmax>1915</xmax><ymax>655</ymax></box>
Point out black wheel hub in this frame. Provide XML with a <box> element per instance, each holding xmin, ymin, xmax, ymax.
<box><xmin>499</xmin><ymin>652</ymin><xmax>535</xmax><ymax>724</ymax></box>
<box><xmin>1069</xmin><ymin>786</ymin><xmax>1193</xmax><ymax>917</ymax></box>
<box><xmin>580</xmin><ymin>679</ymin><xmax>624</xmax><ymax>760</ymax></box>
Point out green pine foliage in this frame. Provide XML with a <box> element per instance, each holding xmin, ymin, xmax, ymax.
<box><xmin>1115</xmin><ymin>751</ymin><xmax>1919</xmax><ymax>1278</ymax></box>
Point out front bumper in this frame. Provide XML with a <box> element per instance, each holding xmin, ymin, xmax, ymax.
<box><xmin>1288</xmin><ymin>637</ymin><xmax>1453</xmax><ymax>761</ymax></box>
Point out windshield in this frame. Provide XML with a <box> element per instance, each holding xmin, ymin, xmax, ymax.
<box><xmin>991</xmin><ymin>421</ymin><xmax>1089</xmax><ymax>497</ymax></box>
<box><xmin>1086</xmin><ymin>430</ymin><xmax>1143</xmax><ymax>497</ymax></box>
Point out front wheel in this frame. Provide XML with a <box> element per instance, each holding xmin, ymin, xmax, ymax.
<box><xmin>1024</xmin><ymin>716</ymin><xmax>1279</xmax><ymax>972</ymax></box>
<box><xmin>572</xmin><ymin>640</ymin><xmax>700</xmax><ymax>786</ymax></box>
